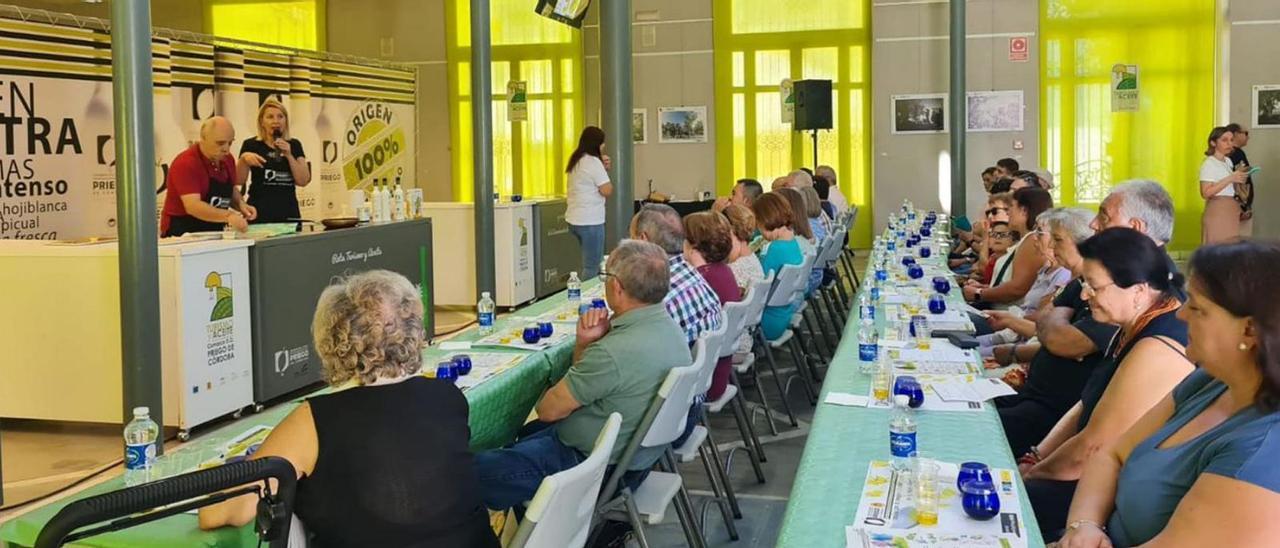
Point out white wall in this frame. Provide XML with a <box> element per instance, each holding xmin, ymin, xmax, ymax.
<box><xmin>871</xmin><ymin>0</ymin><xmax>1039</xmax><ymax>230</ymax></box>
<box><xmin>1228</xmin><ymin>0</ymin><xmax>1280</xmax><ymax>238</ymax></box>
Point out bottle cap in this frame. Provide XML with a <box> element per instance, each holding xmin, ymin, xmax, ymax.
<box><xmin>570</xmin><ymin>271</ymin><xmax>578</xmax><ymax>277</ymax></box>
<box><xmin>133</xmin><ymin>406</ymin><xmax>149</xmax><ymax>416</ymax></box>
<box><xmin>893</xmin><ymin>395</ymin><xmax>909</xmax><ymax>407</ymax></box>
<box><xmin>482</xmin><ymin>291</ymin><xmax>491</xmax><ymax>298</ymax></box>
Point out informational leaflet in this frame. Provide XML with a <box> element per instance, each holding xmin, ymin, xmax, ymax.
<box><xmin>849</xmin><ymin>460</ymin><xmax>1029</xmax><ymax>547</ymax></box>
<box><xmin>887</xmin><ymin>343</ymin><xmax>976</xmax><ymax>364</ymax></box>
<box><xmin>867</xmin><ymin>374</ymin><xmax>985</xmax><ymax>412</ymax></box>
<box><xmin>439</xmin><ymin>352</ymin><xmax>523</xmax><ymax>391</ymax></box>
<box><xmin>931</xmin><ymin>377</ymin><xmax>1018</xmax><ymax>403</ymax></box>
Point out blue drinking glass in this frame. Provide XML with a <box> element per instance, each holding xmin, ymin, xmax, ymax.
<box><xmin>908</xmin><ymin>264</ymin><xmax>925</xmax><ymax>279</ymax></box>
<box><xmin>961</xmin><ymin>480</ymin><xmax>1001</xmax><ymax>521</ymax></box>
<box><xmin>591</xmin><ymin>298</ymin><xmax>607</xmax><ymax>310</ymax></box>
<box><xmin>436</xmin><ymin>361</ymin><xmax>458</xmax><ymax>384</ymax></box>
<box><xmin>928</xmin><ymin>294</ymin><xmax>947</xmax><ymax>314</ymax></box>
<box><xmin>537</xmin><ymin>321</ymin><xmax>554</xmax><ymax>338</ymax></box>
<box><xmin>920</xmin><ymin>226</ymin><xmax>932</xmax><ymax>238</ymax></box>
<box><xmin>919</xmin><ymin>246</ymin><xmax>932</xmax><ymax>258</ymax></box>
<box><xmin>522</xmin><ymin>326</ymin><xmax>542</xmax><ymax>344</ymax></box>
<box><xmin>957</xmin><ymin>462</ymin><xmax>993</xmax><ymax>490</ymax></box>
<box><xmin>893</xmin><ymin>375</ymin><xmax>917</xmax><ymax>397</ymax></box>
<box><xmin>932</xmin><ymin>276</ymin><xmax>952</xmax><ymax>294</ymax></box>
<box><xmin>905</xmin><ymin>237</ymin><xmax>916</xmax><ymax>248</ymax></box>
<box><xmin>905</xmin><ymin>381</ymin><xmax>925</xmax><ymax>408</ymax></box>
<box><xmin>451</xmin><ymin>354</ymin><xmax>473</xmax><ymax>376</ymax></box>
<box><xmin>901</xmin><ymin>255</ymin><xmax>916</xmax><ymax>267</ymax></box>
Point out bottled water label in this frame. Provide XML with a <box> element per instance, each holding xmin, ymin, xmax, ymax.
<box><xmin>890</xmin><ymin>431</ymin><xmax>917</xmax><ymax>459</ymax></box>
<box><xmin>567</xmin><ymin>288</ymin><xmax>581</xmax><ymax>300</ymax></box>
<box><xmin>860</xmin><ymin>305</ymin><xmax>875</xmax><ymax>321</ymax></box>
<box><xmin>870</xmin><ymin>286</ymin><xmax>882</xmax><ymax>302</ymax></box>
<box><xmin>478</xmin><ymin>312</ymin><xmax>494</xmax><ymax>327</ymax></box>
<box><xmin>859</xmin><ymin>342</ymin><xmax>878</xmax><ymax>362</ymax></box>
<box><xmin>125</xmin><ymin>442</ymin><xmax>155</xmax><ymax>471</ymax></box>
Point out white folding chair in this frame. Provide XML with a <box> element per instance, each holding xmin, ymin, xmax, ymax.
<box><xmin>511</xmin><ymin>414</ymin><xmax>622</xmax><ymax>548</ymax></box>
<box><xmin>596</xmin><ymin>355</ymin><xmax>708</xmax><ymax>548</ymax></box>
<box><xmin>737</xmin><ymin>274</ymin><xmax>797</xmax><ymax>433</ymax></box>
<box><xmin>760</xmin><ymin>262</ymin><xmax>820</xmax><ymax>405</ymax></box>
<box><xmin>671</xmin><ymin>325</ymin><xmax>741</xmax><ymax>540</ymax></box>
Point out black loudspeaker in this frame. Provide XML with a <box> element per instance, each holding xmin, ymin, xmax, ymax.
<box><xmin>794</xmin><ymin>79</ymin><xmax>833</xmax><ymax>131</ymax></box>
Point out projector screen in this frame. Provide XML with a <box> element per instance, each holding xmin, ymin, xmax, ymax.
<box><xmin>534</xmin><ymin>0</ymin><xmax>591</xmax><ymax>28</ymax></box>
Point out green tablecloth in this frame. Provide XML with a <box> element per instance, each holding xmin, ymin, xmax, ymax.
<box><xmin>776</xmin><ymin>261</ymin><xmax>1046</xmax><ymax>547</ymax></box>
<box><xmin>0</xmin><ymin>285</ymin><xmax>591</xmax><ymax>547</ymax></box>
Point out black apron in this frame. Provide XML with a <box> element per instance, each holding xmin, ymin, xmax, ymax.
<box><xmin>164</xmin><ymin>157</ymin><xmax>234</xmax><ymax>237</ymax></box>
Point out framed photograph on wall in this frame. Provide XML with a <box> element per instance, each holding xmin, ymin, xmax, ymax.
<box><xmin>632</xmin><ymin>108</ymin><xmax>647</xmax><ymax>144</ymax></box>
<box><xmin>658</xmin><ymin>106</ymin><xmax>708</xmax><ymax>143</ymax></box>
<box><xmin>891</xmin><ymin>94</ymin><xmax>947</xmax><ymax>134</ymax></box>
<box><xmin>966</xmin><ymin>90</ymin><xmax>1024</xmax><ymax>132</ymax></box>
<box><xmin>1254</xmin><ymin>85</ymin><xmax>1280</xmax><ymax>129</ymax></box>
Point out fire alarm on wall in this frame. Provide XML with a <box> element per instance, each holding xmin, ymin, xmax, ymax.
<box><xmin>1012</xmin><ymin>140</ymin><xmax>1024</xmax><ymax>150</ymax></box>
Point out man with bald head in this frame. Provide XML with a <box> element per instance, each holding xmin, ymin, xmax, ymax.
<box><xmin>161</xmin><ymin>116</ymin><xmax>257</xmax><ymax>236</ymax></box>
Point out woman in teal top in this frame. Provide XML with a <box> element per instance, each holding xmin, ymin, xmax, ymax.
<box><xmin>752</xmin><ymin>193</ymin><xmax>805</xmax><ymax>340</ymax></box>
<box><xmin>1057</xmin><ymin>240</ymin><xmax>1280</xmax><ymax>548</ymax></box>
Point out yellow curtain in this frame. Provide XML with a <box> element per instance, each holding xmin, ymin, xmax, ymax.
<box><xmin>1040</xmin><ymin>0</ymin><xmax>1216</xmax><ymax>251</ymax></box>
<box><xmin>207</xmin><ymin>0</ymin><xmax>322</xmax><ymax>51</ymax></box>
<box><xmin>713</xmin><ymin>0</ymin><xmax>873</xmax><ymax>246</ymax></box>
<box><xmin>445</xmin><ymin>0</ymin><xmax>585</xmax><ymax>202</ymax></box>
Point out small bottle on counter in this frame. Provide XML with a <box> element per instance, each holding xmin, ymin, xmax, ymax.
<box><xmin>369</xmin><ymin>185</ymin><xmax>383</xmax><ymax>222</ymax></box>
<box><xmin>567</xmin><ymin>271</ymin><xmax>582</xmax><ymax>307</ymax></box>
<box><xmin>477</xmin><ymin>291</ymin><xmax>496</xmax><ymax>335</ymax></box>
<box><xmin>392</xmin><ymin>178</ymin><xmax>406</xmax><ymax>221</ymax></box>
<box><xmin>123</xmin><ymin>406</ymin><xmax>159</xmax><ymax>486</ymax></box>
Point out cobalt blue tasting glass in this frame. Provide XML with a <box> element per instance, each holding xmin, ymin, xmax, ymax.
<box><xmin>901</xmin><ymin>255</ymin><xmax>916</xmax><ymax>267</ymax></box>
<box><xmin>436</xmin><ymin>361</ymin><xmax>458</xmax><ymax>384</ymax></box>
<box><xmin>522</xmin><ymin>326</ymin><xmax>542</xmax><ymax>344</ymax></box>
<box><xmin>961</xmin><ymin>480</ymin><xmax>1001</xmax><ymax>521</ymax></box>
<box><xmin>957</xmin><ymin>461</ymin><xmax>993</xmax><ymax>490</ymax></box>
<box><xmin>451</xmin><ymin>354</ymin><xmax>473</xmax><ymax>376</ymax></box>
<box><xmin>932</xmin><ymin>276</ymin><xmax>952</xmax><ymax>294</ymax></box>
<box><xmin>893</xmin><ymin>376</ymin><xmax>924</xmax><ymax>408</ymax></box>
<box><xmin>919</xmin><ymin>245</ymin><xmax>932</xmax><ymax>258</ymax></box>
<box><xmin>928</xmin><ymin>294</ymin><xmax>947</xmax><ymax>314</ymax></box>
<box><xmin>920</xmin><ymin>226</ymin><xmax>932</xmax><ymax>238</ymax></box>
<box><xmin>591</xmin><ymin>298</ymin><xmax>607</xmax><ymax>310</ymax></box>
<box><xmin>908</xmin><ymin>264</ymin><xmax>925</xmax><ymax>279</ymax></box>
<box><xmin>537</xmin><ymin>321</ymin><xmax>554</xmax><ymax>338</ymax></box>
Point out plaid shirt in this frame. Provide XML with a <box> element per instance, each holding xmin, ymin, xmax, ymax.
<box><xmin>664</xmin><ymin>255</ymin><xmax>724</xmax><ymax>345</ymax></box>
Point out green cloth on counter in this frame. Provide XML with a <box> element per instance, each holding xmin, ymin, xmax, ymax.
<box><xmin>0</xmin><ymin>283</ymin><xmax>596</xmax><ymax>548</ymax></box>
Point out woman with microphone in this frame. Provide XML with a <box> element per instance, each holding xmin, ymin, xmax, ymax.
<box><xmin>237</xmin><ymin>98</ymin><xmax>312</xmax><ymax>223</ymax></box>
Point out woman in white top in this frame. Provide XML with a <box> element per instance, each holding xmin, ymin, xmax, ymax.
<box><xmin>564</xmin><ymin>126</ymin><xmax>614</xmax><ymax>279</ymax></box>
<box><xmin>1200</xmin><ymin>126</ymin><xmax>1250</xmax><ymax>245</ymax></box>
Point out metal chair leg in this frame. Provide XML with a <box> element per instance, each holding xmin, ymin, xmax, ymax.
<box><xmin>741</xmin><ymin>366</ymin><xmax>779</xmax><ymax>437</ymax></box>
<box><xmin>787</xmin><ymin>337</ymin><xmax>818</xmax><ymax>405</ymax></box>
<box><xmin>702</xmin><ymin>425</ymin><xmax>743</xmax><ymax>520</ymax></box>
<box><xmin>665</xmin><ymin>451</ymin><xmax>707</xmax><ymax>548</ymax></box>
<box><xmin>757</xmin><ymin>330</ymin><xmax>799</xmax><ymax>427</ymax></box>
<box><xmin>792</xmin><ymin>326</ymin><xmax>825</xmax><ymax>388</ymax></box>
<box><xmin>696</xmin><ymin>441</ymin><xmax>739</xmax><ymax>540</ymax></box>
<box><xmin>806</xmin><ymin>301</ymin><xmax>836</xmax><ymax>363</ymax></box>
<box><xmin>624</xmin><ymin>493</ymin><xmax>652</xmax><ymax>548</ymax></box>
<box><xmin>729</xmin><ymin>393</ymin><xmax>769</xmax><ymax>474</ymax></box>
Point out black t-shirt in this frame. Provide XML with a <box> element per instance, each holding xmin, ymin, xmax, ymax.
<box><xmin>241</xmin><ymin>137</ymin><xmax>305</xmax><ymax>222</ymax></box>
<box><xmin>1077</xmin><ymin>309</ymin><xmax>1188</xmax><ymax>430</ymax></box>
<box><xmin>1016</xmin><ymin>278</ymin><xmax>1120</xmax><ymax>414</ymax></box>
<box><xmin>1228</xmin><ymin>147</ymin><xmax>1254</xmax><ymax>210</ymax></box>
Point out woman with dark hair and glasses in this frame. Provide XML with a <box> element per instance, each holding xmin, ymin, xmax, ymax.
<box><xmin>1019</xmin><ymin>228</ymin><xmax>1192</xmax><ymax>541</ymax></box>
<box><xmin>1056</xmin><ymin>240</ymin><xmax>1280</xmax><ymax>548</ymax></box>
<box><xmin>565</xmin><ymin>126</ymin><xmax>614</xmax><ymax>278</ymax></box>
<box><xmin>964</xmin><ymin>187</ymin><xmax>1054</xmax><ymax>313</ymax></box>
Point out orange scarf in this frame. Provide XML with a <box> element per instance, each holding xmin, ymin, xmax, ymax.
<box><xmin>1112</xmin><ymin>297</ymin><xmax>1181</xmax><ymax>358</ymax></box>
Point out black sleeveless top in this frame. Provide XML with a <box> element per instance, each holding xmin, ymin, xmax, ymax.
<box><xmin>295</xmin><ymin>377</ymin><xmax>499</xmax><ymax>548</ymax></box>
<box><xmin>1077</xmin><ymin>308</ymin><xmax>1188</xmax><ymax>431</ymax></box>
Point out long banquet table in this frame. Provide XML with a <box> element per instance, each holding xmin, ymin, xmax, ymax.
<box><xmin>0</xmin><ymin>283</ymin><xmax>595</xmax><ymax>547</ymax></box>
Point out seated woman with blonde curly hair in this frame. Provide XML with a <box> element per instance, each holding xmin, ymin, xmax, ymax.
<box><xmin>199</xmin><ymin>270</ymin><xmax>499</xmax><ymax>547</ymax></box>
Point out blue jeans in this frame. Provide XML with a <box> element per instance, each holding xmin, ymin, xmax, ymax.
<box><xmin>569</xmin><ymin>223</ymin><xmax>605</xmax><ymax>280</ymax></box>
<box><xmin>474</xmin><ymin>422</ymin><xmax>587</xmax><ymax>510</ymax></box>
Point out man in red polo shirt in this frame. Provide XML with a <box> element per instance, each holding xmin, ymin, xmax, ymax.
<box><xmin>161</xmin><ymin>116</ymin><xmax>257</xmax><ymax>236</ymax></box>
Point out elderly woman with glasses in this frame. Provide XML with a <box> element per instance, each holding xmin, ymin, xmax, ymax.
<box><xmin>199</xmin><ymin>270</ymin><xmax>498</xmax><ymax>547</ymax></box>
<box><xmin>1019</xmin><ymin>228</ymin><xmax>1192</xmax><ymax>541</ymax></box>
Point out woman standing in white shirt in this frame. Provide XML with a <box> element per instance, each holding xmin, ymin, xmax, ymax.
<box><xmin>564</xmin><ymin>126</ymin><xmax>613</xmax><ymax>278</ymax></box>
<box><xmin>1200</xmin><ymin>126</ymin><xmax>1250</xmax><ymax>244</ymax></box>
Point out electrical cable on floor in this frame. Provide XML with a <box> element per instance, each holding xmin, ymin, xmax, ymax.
<box><xmin>0</xmin><ymin>458</ymin><xmax>121</xmax><ymax>512</ymax></box>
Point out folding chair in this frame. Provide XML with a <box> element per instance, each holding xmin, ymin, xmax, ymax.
<box><xmin>511</xmin><ymin>414</ymin><xmax>622</xmax><ymax>548</ymax></box>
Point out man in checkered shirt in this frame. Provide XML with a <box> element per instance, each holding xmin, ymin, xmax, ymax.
<box><xmin>630</xmin><ymin>203</ymin><xmax>723</xmax><ymax>345</ymax></box>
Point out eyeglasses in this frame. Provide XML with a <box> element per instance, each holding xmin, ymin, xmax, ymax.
<box><xmin>601</xmin><ymin>271</ymin><xmax>623</xmax><ymax>289</ymax></box>
<box><xmin>985</xmin><ymin>207</ymin><xmax>1008</xmax><ymax>216</ymax></box>
<box><xmin>1081</xmin><ymin>279</ymin><xmax>1116</xmax><ymax>295</ymax></box>
<box><xmin>990</xmin><ymin>232</ymin><xmax>1013</xmax><ymax>240</ymax></box>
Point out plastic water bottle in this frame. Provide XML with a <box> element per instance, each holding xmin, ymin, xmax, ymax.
<box><xmin>477</xmin><ymin>291</ymin><xmax>495</xmax><ymax>335</ymax></box>
<box><xmin>859</xmin><ymin>292</ymin><xmax>875</xmax><ymax>321</ymax></box>
<box><xmin>124</xmin><ymin>406</ymin><xmax>159</xmax><ymax>486</ymax></box>
<box><xmin>567</xmin><ymin>271</ymin><xmax>582</xmax><ymax>305</ymax></box>
<box><xmin>858</xmin><ymin>320</ymin><xmax>879</xmax><ymax>364</ymax></box>
<box><xmin>890</xmin><ymin>395</ymin><xmax>918</xmax><ymax>470</ymax></box>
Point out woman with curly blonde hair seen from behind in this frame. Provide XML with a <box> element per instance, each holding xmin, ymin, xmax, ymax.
<box><xmin>200</xmin><ymin>270</ymin><xmax>499</xmax><ymax>548</ymax></box>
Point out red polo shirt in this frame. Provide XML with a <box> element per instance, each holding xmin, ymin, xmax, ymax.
<box><xmin>161</xmin><ymin>144</ymin><xmax>236</xmax><ymax>234</ymax></box>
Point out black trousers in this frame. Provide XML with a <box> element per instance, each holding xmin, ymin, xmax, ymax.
<box><xmin>1026</xmin><ymin>478</ymin><xmax>1079</xmax><ymax>542</ymax></box>
<box><xmin>996</xmin><ymin>395</ymin><xmax>1062</xmax><ymax>457</ymax></box>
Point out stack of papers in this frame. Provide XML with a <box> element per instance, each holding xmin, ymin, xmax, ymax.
<box><xmin>930</xmin><ymin>377</ymin><xmax>1017</xmax><ymax>402</ymax></box>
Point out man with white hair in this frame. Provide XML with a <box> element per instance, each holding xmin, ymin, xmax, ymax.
<box><xmin>631</xmin><ymin>203</ymin><xmax>724</xmax><ymax>344</ymax></box>
<box><xmin>815</xmin><ymin>165</ymin><xmax>848</xmax><ymax>214</ymax></box>
<box><xmin>788</xmin><ymin>169</ymin><xmax>814</xmax><ymax>189</ymax></box>
<box><xmin>160</xmin><ymin>116</ymin><xmax>257</xmax><ymax>236</ymax></box>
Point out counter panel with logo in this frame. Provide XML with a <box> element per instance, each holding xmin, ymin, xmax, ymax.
<box><xmin>248</xmin><ymin>219</ymin><xmax>433</xmax><ymax>403</ymax></box>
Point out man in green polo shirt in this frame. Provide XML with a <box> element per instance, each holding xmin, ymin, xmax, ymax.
<box><xmin>474</xmin><ymin>239</ymin><xmax>691</xmax><ymax>511</ymax></box>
